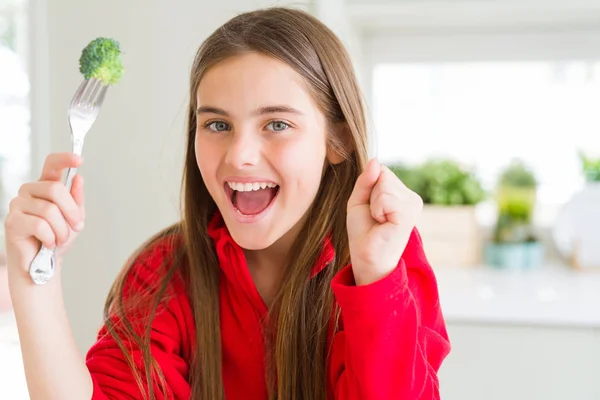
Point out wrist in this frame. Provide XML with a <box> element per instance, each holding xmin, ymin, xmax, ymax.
<box><xmin>352</xmin><ymin>263</ymin><xmax>396</xmax><ymax>286</ymax></box>
<box><xmin>8</xmin><ymin>265</ymin><xmax>63</xmax><ymax>298</ymax></box>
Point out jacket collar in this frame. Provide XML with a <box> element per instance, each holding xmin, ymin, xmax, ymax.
<box><xmin>207</xmin><ymin>211</ymin><xmax>335</xmax><ymax>279</ymax></box>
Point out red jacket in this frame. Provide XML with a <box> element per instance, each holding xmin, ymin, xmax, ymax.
<box><xmin>86</xmin><ymin>214</ymin><xmax>450</xmax><ymax>399</ymax></box>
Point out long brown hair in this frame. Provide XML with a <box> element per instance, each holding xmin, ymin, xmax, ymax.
<box><xmin>103</xmin><ymin>6</ymin><xmax>369</xmax><ymax>400</ymax></box>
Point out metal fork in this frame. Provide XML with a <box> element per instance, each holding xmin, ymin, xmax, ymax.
<box><xmin>29</xmin><ymin>78</ymin><xmax>108</xmax><ymax>285</ymax></box>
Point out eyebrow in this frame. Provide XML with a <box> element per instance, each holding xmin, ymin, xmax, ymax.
<box><xmin>196</xmin><ymin>105</ymin><xmax>304</xmax><ymax>116</ymax></box>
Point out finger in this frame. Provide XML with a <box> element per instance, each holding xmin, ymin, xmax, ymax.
<box><xmin>369</xmin><ymin>166</ymin><xmax>404</xmax><ymax>223</ymax></box>
<box><xmin>381</xmin><ymin>165</ymin><xmax>407</xmax><ymax>188</ymax></box>
<box><xmin>370</xmin><ymin>170</ymin><xmax>422</xmax><ymax>225</ymax></box>
<box><xmin>347</xmin><ymin>158</ymin><xmax>382</xmax><ymax>210</ymax></box>
<box><xmin>70</xmin><ymin>174</ymin><xmax>86</xmax><ymax>220</ymax></box>
<box><xmin>370</xmin><ymin>191</ymin><xmax>403</xmax><ymax>224</ymax></box>
<box><xmin>11</xmin><ymin>196</ymin><xmax>72</xmax><ymax>246</ymax></box>
<box><xmin>18</xmin><ymin>181</ymin><xmax>84</xmax><ymax>231</ymax></box>
<box><xmin>5</xmin><ymin>211</ymin><xmax>56</xmax><ymax>249</ymax></box>
<box><xmin>39</xmin><ymin>153</ymin><xmax>83</xmax><ymax>181</ymax></box>
<box><xmin>370</xmin><ymin>187</ymin><xmax>389</xmax><ymax>224</ymax></box>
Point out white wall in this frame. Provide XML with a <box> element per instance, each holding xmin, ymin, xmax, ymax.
<box><xmin>33</xmin><ymin>0</ymin><xmax>311</xmax><ymax>351</ymax></box>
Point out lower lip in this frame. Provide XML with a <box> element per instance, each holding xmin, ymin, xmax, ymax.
<box><xmin>225</xmin><ymin>185</ymin><xmax>280</xmax><ymax>224</ymax></box>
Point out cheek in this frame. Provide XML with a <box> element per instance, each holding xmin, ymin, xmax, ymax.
<box><xmin>277</xmin><ymin>137</ymin><xmax>327</xmax><ymax>192</ymax></box>
<box><xmin>195</xmin><ymin>137</ymin><xmax>219</xmax><ymax>182</ymax></box>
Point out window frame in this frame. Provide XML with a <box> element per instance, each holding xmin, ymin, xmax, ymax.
<box><xmin>0</xmin><ymin>0</ymin><xmax>50</xmax><ymax>255</ymax></box>
<box><xmin>361</xmin><ymin>28</ymin><xmax>600</xmax><ymax>227</ymax></box>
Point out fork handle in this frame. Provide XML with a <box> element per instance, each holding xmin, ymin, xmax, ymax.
<box><xmin>29</xmin><ymin>246</ymin><xmax>56</xmax><ymax>285</ymax></box>
<box><xmin>64</xmin><ymin>167</ymin><xmax>77</xmax><ymax>191</ymax></box>
<box><xmin>28</xmin><ymin>138</ymin><xmax>85</xmax><ymax>284</ymax></box>
<box><xmin>65</xmin><ymin>138</ymin><xmax>84</xmax><ymax>190</ymax></box>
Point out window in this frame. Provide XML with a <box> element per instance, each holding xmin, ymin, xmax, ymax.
<box><xmin>0</xmin><ymin>0</ymin><xmax>30</xmax><ymax>222</ymax></box>
<box><xmin>372</xmin><ymin>60</ymin><xmax>600</xmax><ymax>223</ymax></box>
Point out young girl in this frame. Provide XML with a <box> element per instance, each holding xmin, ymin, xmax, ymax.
<box><xmin>4</xmin><ymin>7</ymin><xmax>450</xmax><ymax>400</ymax></box>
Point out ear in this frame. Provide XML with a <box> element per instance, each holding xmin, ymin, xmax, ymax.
<box><xmin>326</xmin><ymin>122</ymin><xmax>352</xmax><ymax>165</ymax></box>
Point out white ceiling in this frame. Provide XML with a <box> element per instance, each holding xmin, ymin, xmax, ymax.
<box><xmin>347</xmin><ymin>0</ymin><xmax>600</xmax><ymax>32</ymax></box>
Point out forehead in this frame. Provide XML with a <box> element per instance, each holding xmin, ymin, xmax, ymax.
<box><xmin>196</xmin><ymin>52</ymin><xmax>318</xmax><ymax>113</ymax></box>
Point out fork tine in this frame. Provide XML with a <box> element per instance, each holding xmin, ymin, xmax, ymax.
<box><xmin>75</xmin><ymin>80</ymin><xmax>94</xmax><ymax>107</ymax></box>
<box><xmin>79</xmin><ymin>79</ymin><xmax>100</xmax><ymax>107</ymax></box>
<box><xmin>70</xmin><ymin>80</ymin><xmax>89</xmax><ymax>108</ymax></box>
<box><xmin>95</xmin><ymin>85</ymin><xmax>109</xmax><ymax>108</ymax></box>
<box><xmin>87</xmin><ymin>80</ymin><xmax>104</xmax><ymax>107</ymax></box>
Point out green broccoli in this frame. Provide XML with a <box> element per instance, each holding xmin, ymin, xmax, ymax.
<box><xmin>78</xmin><ymin>37</ymin><xmax>124</xmax><ymax>85</ymax></box>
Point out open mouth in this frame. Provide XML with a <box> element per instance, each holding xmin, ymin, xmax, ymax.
<box><xmin>224</xmin><ymin>181</ymin><xmax>280</xmax><ymax>217</ymax></box>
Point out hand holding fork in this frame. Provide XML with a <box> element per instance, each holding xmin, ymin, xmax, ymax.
<box><xmin>25</xmin><ymin>79</ymin><xmax>108</xmax><ymax>284</ymax></box>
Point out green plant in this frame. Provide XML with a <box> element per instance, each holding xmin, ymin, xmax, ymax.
<box><xmin>498</xmin><ymin>159</ymin><xmax>537</xmax><ymax>188</ymax></box>
<box><xmin>492</xmin><ymin>205</ymin><xmax>537</xmax><ymax>243</ymax></box>
<box><xmin>492</xmin><ymin>160</ymin><xmax>538</xmax><ymax>243</ymax></box>
<box><xmin>579</xmin><ymin>150</ymin><xmax>600</xmax><ymax>183</ymax></box>
<box><xmin>388</xmin><ymin>159</ymin><xmax>486</xmax><ymax>206</ymax></box>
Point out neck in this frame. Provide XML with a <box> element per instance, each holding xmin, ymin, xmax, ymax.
<box><xmin>243</xmin><ymin>217</ymin><xmax>305</xmax><ymax>307</ymax></box>
<box><xmin>243</xmin><ymin>244</ymin><xmax>288</xmax><ymax>276</ymax></box>
<box><xmin>243</xmin><ymin>244</ymin><xmax>288</xmax><ymax>308</ymax></box>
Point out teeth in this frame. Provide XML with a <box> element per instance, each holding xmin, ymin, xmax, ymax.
<box><xmin>227</xmin><ymin>181</ymin><xmax>278</xmax><ymax>192</ymax></box>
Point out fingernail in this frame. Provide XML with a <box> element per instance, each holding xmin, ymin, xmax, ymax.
<box><xmin>75</xmin><ymin>221</ymin><xmax>84</xmax><ymax>231</ymax></box>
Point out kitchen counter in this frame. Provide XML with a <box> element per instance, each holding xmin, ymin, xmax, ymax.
<box><xmin>435</xmin><ymin>264</ymin><xmax>600</xmax><ymax>328</ymax></box>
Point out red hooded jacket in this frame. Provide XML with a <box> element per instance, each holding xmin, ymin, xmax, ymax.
<box><xmin>86</xmin><ymin>214</ymin><xmax>450</xmax><ymax>399</ymax></box>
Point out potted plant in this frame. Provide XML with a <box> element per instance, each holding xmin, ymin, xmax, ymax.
<box><xmin>579</xmin><ymin>150</ymin><xmax>600</xmax><ymax>183</ymax></box>
<box><xmin>552</xmin><ymin>151</ymin><xmax>600</xmax><ymax>270</ymax></box>
<box><xmin>485</xmin><ymin>160</ymin><xmax>543</xmax><ymax>269</ymax></box>
<box><xmin>389</xmin><ymin>158</ymin><xmax>486</xmax><ymax>267</ymax></box>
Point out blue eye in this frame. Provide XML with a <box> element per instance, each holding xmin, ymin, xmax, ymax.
<box><xmin>206</xmin><ymin>121</ymin><xmax>230</xmax><ymax>132</ymax></box>
<box><xmin>267</xmin><ymin>121</ymin><xmax>290</xmax><ymax>132</ymax></box>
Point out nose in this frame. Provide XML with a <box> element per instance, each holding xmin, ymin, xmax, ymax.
<box><xmin>224</xmin><ymin>129</ymin><xmax>261</xmax><ymax>169</ymax></box>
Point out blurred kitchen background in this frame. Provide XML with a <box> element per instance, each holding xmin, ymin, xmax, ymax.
<box><xmin>1</xmin><ymin>0</ymin><xmax>600</xmax><ymax>399</ymax></box>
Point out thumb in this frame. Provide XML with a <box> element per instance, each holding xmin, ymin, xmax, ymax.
<box><xmin>347</xmin><ymin>158</ymin><xmax>382</xmax><ymax>209</ymax></box>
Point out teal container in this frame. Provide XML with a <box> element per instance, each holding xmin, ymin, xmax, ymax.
<box><xmin>484</xmin><ymin>242</ymin><xmax>544</xmax><ymax>269</ymax></box>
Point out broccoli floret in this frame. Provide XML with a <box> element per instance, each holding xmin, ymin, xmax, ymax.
<box><xmin>78</xmin><ymin>37</ymin><xmax>124</xmax><ymax>85</ymax></box>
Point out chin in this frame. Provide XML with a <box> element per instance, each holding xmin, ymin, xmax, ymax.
<box><xmin>225</xmin><ymin>223</ymin><xmax>281</xmax><ymax>250</ymax></box>
<box><xmin>232</xmin><ymin>233</ymin><xmax>277</xmax><ymax>251</ymax></box>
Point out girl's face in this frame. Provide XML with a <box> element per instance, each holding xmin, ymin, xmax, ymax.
<box><xmin>195</xmin><ymin>52</ymin><xmax>338</xmax><ymax>251</ymax></box>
